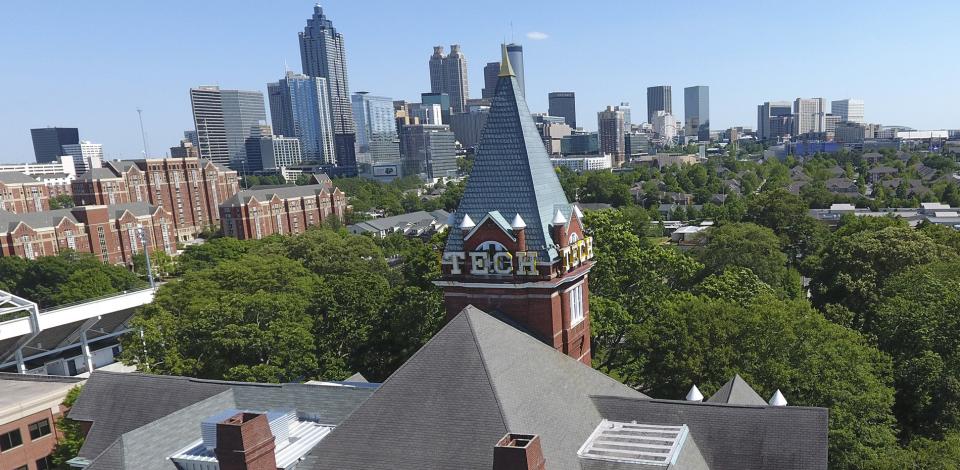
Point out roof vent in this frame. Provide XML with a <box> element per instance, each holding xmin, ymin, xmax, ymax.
<box><xmin>552</xmin><ymin>209</ymin><xmax>567</xmax><ymax>226</ymax></box>
<box><xmin>460</xmin><ymin>214</ymin><xmax>476</xmax><ymax>230</ymax></box>
<box><xmin>511</xmin><ymin>213</ymin><xmax>527</xmax><ymax>230</ymax></box>
<box><xmin>685</xmin><ymin>385</ymin><xmax>704</xmax><ymax>402</ymax></box>
<box><xmin>769</xmin><ymin>389</ymin><xmax>788</xmax><ymax>407</ymax></box>
<box><xmin>578</xmin><ymin>420</ymin><xmax>690</xmax><ymax>466</ymax></box>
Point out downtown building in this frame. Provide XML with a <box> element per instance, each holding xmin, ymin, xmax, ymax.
<box><xmin>399</xmin><ymin>124</ymin><xmax>457</xmax><ymax>180</ymax></box>
<box><xmin>351</xmin><ymin>92</ymin><xmax>401</xmax><ymax>166</ymax></box>
<box><xmin>831</xmin><ymin>99</ymin><xmax>864</xmax><ymax>124</ymax></box>
<box><xmin>189</xmin><ymin>86</ymin><xmax>268</xmax><ymax>171</ymax></box>
<box><xmin>684</xmin><ymin>85</ymin><xmax>710</xmax><ymax>141</ymax></box>
<box><xmin>30</xmin><ymin>127</ymin><xmax>79</xmax><ymax>164</ymax></box>
<box><xmin>429</xmin><ymin>45</ymin><xmax>470</xmax><ymax>113</ymax></box>
<box><xmin>219</xmin><ymin>177</ymin><xmax>346</xmax><ymax>240</ymax></box>
<box><xmin>59</xmin><ymin>45</ymin><xmax>828</xmax><ymax>470</ymax></box>
<box><xmin>267</xmin><ymin>71</ymin><xmax>337</xmax><ymax>166</ymax></box>
<box><xmin>598</xmin><ymin>106</ymin><xmax>626</xmax><ymax>167</ymax></box>
<box><xmin>647</xmin><ymin>85</ymin><xmax>672</xmax><ymax>123</ymax></box>
<box><xmin>300</xmin><ymin>4</ymin><xmax>358</xmax><ymax>175</ymax></box>
<box><xmin>757</xmin><ymin>101</ymin><xmax>794</xmax><ymax>141</ymax></box>
<box><xmin>71</xmin><ymin>157</ymin><xmax>240</xmax><ymax>240</ymax></box>
<box><xmin>548</xmin><ymin>91</ymin><xmax>577</xmax><ymax>129</ymax></box>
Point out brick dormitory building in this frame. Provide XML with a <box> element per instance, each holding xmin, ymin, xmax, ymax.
<box><xmin>72</xmin><ymin>158</ymin><xmax>241</xmax><ymax>240</ymax></box>
<box><xmin>219</xmin><ymin>174</ymin><xmax>347</xmax><ymax>240</ymax></box>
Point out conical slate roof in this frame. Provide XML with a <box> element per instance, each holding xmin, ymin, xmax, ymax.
<box><xmin>302</xmin><ymin>306</ymin><xmax>645</xmax><ymax>470</ymax></box>
<box><xmin>445</xmin><ymin>55</ymin><xmax>572</xmax><ymax>262</ymax></box>
<box><xmin>707</xmin><ymin>374</ymin><xmax>767</xmax><ymax>405</ymax></box>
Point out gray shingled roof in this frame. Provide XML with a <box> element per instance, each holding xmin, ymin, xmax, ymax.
<box><xmin>68</xmin><ymin>372</ymin><xmax>235</xmax><ymax>460</ymax></box>
<box><xmin>444</xmin><ymin>72</ymin><xmax>572</xmax><ymax>262</ymax></box>
<box><xmin>76</xmin><ymin>168</ymin><xmax>122</xmax><ymax>181</ymax></box>
<box><xmin>349</xmin><ymin>210</ymin><xmax>447</xmax><ymax>233</ymax></box>
<box><xmin>82</xmin><ymin>382</ymin><xmax>375</xmax><ymax>470</ymax></box>
<box><xmin>0</xmin><ymin>172</ymin><xmax>39</xmax><ymax>184</ymax></box>
<box><xmin>0</xmin><ymin>208</ymin><xmax>79</xmax><ymax>234</ymax></box>
<box><xmin>301</xmin><ymin>306</ymin><xmax>645</xmax><ymax>470</ymax></box>
<box><xmin>706</xmin><ymin>374</ymin><xmax>767</xmax><ymax>405</ymax></box>
<box><xmin>591</xmin><ymin>396</ymin><xmax>828</xmax><ymax>469</ymax></box>
<box><xmin>220</xmin><ymin>183</ymin><xmax>330</xmax><ymax>208</ymax></box>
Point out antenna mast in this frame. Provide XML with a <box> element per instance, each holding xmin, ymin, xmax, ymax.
<box><xmin>136</xmin><ymin>108</ymin><xmax>150</xmax><ymax>157</ymax></box>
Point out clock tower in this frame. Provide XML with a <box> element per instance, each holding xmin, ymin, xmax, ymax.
<box><xmin>435</xmin><ymin>46</ymin><xmax>594</xmax><ymax>365</ymax></box>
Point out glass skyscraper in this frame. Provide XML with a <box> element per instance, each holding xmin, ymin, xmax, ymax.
<box><xmin>352</xmin><ymin>92</ymin><xmax>400</xmax><ymax>164</ymax></box>
<box><xmin>299</xmin><ymin>5</ymin><xmax>357</xmax><ymax>173</ymax></box>
<box><xmin>506</xmin><ymin>43</ymin><xmax>525</xmax><ymax>96</ymax></box>
<box><xmin>190</xmin><ymin>86</ymin><xmax>266</xmax><ymax>169</ymax></box>
<box><xmin>268</xmin><ymin>72</ymin><xmax>336</xmax><ymax>165</ymax></box>
<box><xmin>646</xmin><ymin>86</ymin><xmax>672</xmax><ymax>124</ymax></box>
<box><xmin>683</xmin><ymin>86</ymin><xmax>710</xmax><ymax>141</ymax></box>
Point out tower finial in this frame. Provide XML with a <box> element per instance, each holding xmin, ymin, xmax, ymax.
<box><xmin>499</xmin><ymin>44</ymin><xmax>515</xmax><ymax>77</ymax></box>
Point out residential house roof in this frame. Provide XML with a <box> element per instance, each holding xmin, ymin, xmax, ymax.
<box><xmin>0</xmin><ymin>172</ymin><xmax>40</xmax><ymax>184</ymax></box>
<box><xmin>706</xmin><ymin>374</ymin><xmax>767</xmax><ymax>405</ymax></box>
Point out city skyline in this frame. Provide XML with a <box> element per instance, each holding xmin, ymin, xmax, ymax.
<box><xmin>1</xmin><ymin>0</ymin><xmax>958</xmax><ymax>162</ymax></box>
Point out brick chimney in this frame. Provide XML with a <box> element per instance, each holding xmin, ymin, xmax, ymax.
<box><xmin>214</xmin><ymin>412</ymin><xmax>277</xmax><ymax>470</ymax></box>
<box><xmin>493</xmin><ymin>433</ymin><xmax>546</xmax><ymax>470</ymax></box>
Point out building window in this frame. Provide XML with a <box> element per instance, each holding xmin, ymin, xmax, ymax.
<box><xmin>161</xmin><ymin>223</ymin><xmax>172</xmax><ymax>254</ymax></box>
<box><xmin>570</xmin><ymin>284</ymin><xmax>584</xmax><ymax>326</ymax></box>
<box><xmin>127</xmin><ymin>226</ymin><xmax>139</xmax><ymax>254</ymax></box>
<box><xmin>28</xmin><ymin>418</ymin><xmax>51</xmax><ymax>440</ymax></box>
<box><xmin>65</xmin><ymin>229</ymin><xmax>76</xmax><ymax>250</ymax></box>
<box><xmin>97</xmin><ymin>226</ymin><xmax>108</xmax><ymax>261</ymax></box>
<box><xmin>0</xmin><ymin>429</ymin><xmax>23</xmax><ymax>452</ymax></box>
<box><xmin>21</xmin><ymin>235</ymin><xmax>35</xmax><ymax>260</ymax></box>
<box><xmin>36</xmin><ymin>455</ymin><xmax>55</xmax><ymax>470</ymax></box>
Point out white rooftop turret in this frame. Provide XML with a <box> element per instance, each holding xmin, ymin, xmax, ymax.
<box><xmin>511</xmin><ymin>213</ymin><xmax>527</xmax><ymax>230</ymax></box>
<box><xmin>768</xmin><ymin>389</ymin><xmax>788</xmax><ymax>407</ymax></box>
<box><xmin>459</xmin><ymin>214</ymin><xmax>476</xmax><ymax>230</ymax></box>
<box><xmin>552</xmin><ymin>208</ymin><xmax>568</xmax><ymax>226</ymax></box>
<box><xmin>685</xmin><ymin>385</ymin><xmax>704</xmax><ymax>402</ymax></box>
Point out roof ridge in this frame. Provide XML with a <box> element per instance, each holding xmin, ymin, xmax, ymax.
<box><xmin>463</xmin><ymin>307</ymin><xmax>511</xmax><ymax>431</ymax></box>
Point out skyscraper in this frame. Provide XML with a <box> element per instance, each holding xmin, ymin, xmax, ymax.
<box><xmin>831</xmin><ymin>99</ymin><xmax>865</xmax><ymax>124</ymax></box>
<box><xmin>399</xmin><ymin>124</ymin><xmax>457</xmax><ymax>179</ymax></box>
<box><xmin>684</xmin><ymin>86</ymin><xmax>710</xmax><ymax>141</ymax></box>
<box><xmin>190</xmin><ymin>86</ymin><xmax>266</xmax><ymax>169</ymax></box>
<box><xmin>548</xmin><ymin>92</ymin><xmax>576</xmax><ymax>129</ymax></box>
<box><xmin>61</xmin><ymin>141</ymin><xmax>103</xmax><ymax>174</ymax></box>
<box><xmin>190</xmin><ymin>86</ymin><xmax>229</xmax><ymax>165</ymax></box>
<box><xmin>793</xmin><ymin>98</ymin><xmax>826</xmax><ymax>135</ymax></box>
<box><xmin>30</xmin><ymin>127</ymin><xmax>79</xmax><ymax>164</ymax></box>
<box><xmin>616</xmin><ymin>102</ymin><xmax>631</xmax><ymax>128</ymax></box>
<box><xmin>757</xmin><ymin>101</ymin><xmax>793</xmax><ymax>140</ymax></box>
<box><xmin>646</xmin><ymin>86</ymin><xmax>672</xmax><ymax>123</ymax></box>
<box><xmin>268</xmin><ymin>72</ymin><xmax>336</xmax><ymax>165</ymax></box>
<box><xmin>352</xmin><ymin>92</ymin><xmax>400</xmax><ymax>165</ymax></box>
<box><xmin>598</xmin><ymin>106</ymin><xmax>626</xmax><ymax>167</ymax></box>
<box><xmin>428</xmin><ymin>45</ymin><xmax>470</xmax><ymax>113</ymax></box>
<box><xmin>220</xmin><ymin>89</ymin><xmax>267</xmax><ymax>168</ymax></box>
<box><xmin>482</xmin><ymin>62</ymin><xmax>499</xmax><ymax>99</ymax></box>
<box><xmin>299</xmin><ymin>4</ymin><xmax>357</xmax><ymax>173</ymax></box>
<box><xmin>506</xmin><ymin>43</ymin><xmax>525</xmax><ymax>96</ymax></box>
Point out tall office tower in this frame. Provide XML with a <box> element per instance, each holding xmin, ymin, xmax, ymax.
<box><xmin>399</xmin><ymin>124</ymin><xmax>457</xmax><ymax>179</ymax></box>
<box><xmin>244</xmin><ymin>123</ymin><xmax>273</xmax><ymax>172</ymax></box>
<box><xmin>268</xmin><ymin>72</ymin><xmax>337</xmax><ymax>165</ymax></box>
<box><xmin>548</xmin><ymin>92</ymin><xmax>577</xmax><ymax>129</ymax></box>
<box><xmin>793</xmin><ymin>98</ymin><xmax>826</xmax><ymax>136</ymax></box>
<box><xmin>190</xmin><ymin>86</ymin><xmax>229</xmax><ymax>164</ymax></box>
<box><xmin>30</xmin><ymin>127</ymin><xmax>79</xmax><ymax>163</ymax></box>
<box><xmin>757</xmin><ymin>101</ymin><xmax>793</xmax><ymax>140</ymax></box>
<box><xmin>616</xmin><ymin>102</ymin><xmax>632</xmax><ymax>128</ymax></box>
<box><xmin>220</xmin><ymin>89</ymin><xmax>267</xmax><ymax>169</ymax></box>
<box><xmin>652</xmin><ymin>111</ymin><xmax>678</xmax><ymax>142</ymax></box>
<box><xmin>61</xmin><ymin>141</ymin><xmax>103</xmax><ymax>175</ymax></box>
<box><xmin>684</xmin><ymin>86</ymin><xmax>710</xmax><ymax>141</ymax></box>
<box><xmin>825</xmin><ymin>114</ymin><xmax>841</xmax><ymax>134</ymax></box>
<box><xmin>449</xmin><ymin>107</ymin><xmax>490</xmax><ymax>150</ymax></box>
<box><xmin>421</xmin><ymin>92</ymin><xmax>452</xmax><ymax>124</ymax></box>
<box><xmin>598</xmin><ymin>106</ymin><xmax>626</xmax><ymax>167</ymax></box>
<box><xmin>259</xmin><ymin>135</ymin><xmax>304</xmax><ymax>170</ymax></box>
<box><xmin>352</xmin><ymin>92</ymin><xmax>400</xmax><ymax>164</ymax></box>
<box><xmin>428</xmin><ymin>45</ymin><xmax>470</xmax><ymax>113</ymax></box>
<box><xmin>482</xmin><ymin>62</ymin><xmax>500</xmax><ymax>99</ymax></box>
<box><xmin>831</xmin><ymin>99</ymin><xmax>865</xmax><ymax>124</ymax></box>
<box><xmin>505</xmin><ymin>43</ymin><xmax>525</xmax><ymax>96</ymax></box>
<box><xmin>299</xmin><ymin>4</ymin><xmax>357</xmax><ymax>173</ymax></box>
<box><xmin>646</xmin><ymin>86</ymin><xmax>672</xmax><ymax>123</ymax></box>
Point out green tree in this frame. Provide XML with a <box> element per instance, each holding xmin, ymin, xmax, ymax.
<box><xmin>48</xmin><ymin>194</ymin><xmax>75</xmax><ymax>209</ymax></box>
<box><xmin>810</xmin><ymin>226</ymin><xmax>951</xmax><ymax>326</ymax></box>
<box><xmin>746</xmin><ymin>188</ymin><xmax>829</xmax><ymax>265</ymax></box>
<box><xmin>695</xmin><ymin>223</ymin><xmax>799</xmax><ymax>297</ymax></box>
<box><xmin>624</xmin><ymin>293</ymin><xmax>897</xmax><ymax>469</ymax></box>
<box><xmin>51</xmin><ymin>385</ymin><xmax>84</xmax><ymax>468</ymax></box>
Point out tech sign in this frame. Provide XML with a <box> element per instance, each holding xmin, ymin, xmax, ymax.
<box><xmin>443</xmin><ymin>236</ymin><xmax>594</xmax><ymax>276</ymax></box>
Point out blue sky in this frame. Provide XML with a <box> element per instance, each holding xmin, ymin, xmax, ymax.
<box><xmin>1</xmin><ymin>0</ymin><xmax>957</xmax><ymax>162</ymax></box>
